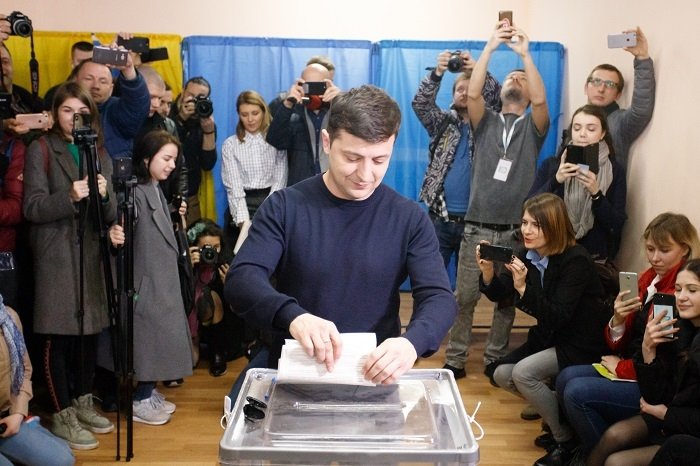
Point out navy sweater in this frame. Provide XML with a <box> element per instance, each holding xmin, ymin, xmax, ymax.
<box><xmin>225</xmin><ymin>175</ymin><xmax>457</xmax><ymax>362</ymax></box>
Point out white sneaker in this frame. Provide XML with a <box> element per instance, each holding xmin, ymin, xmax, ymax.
<box><xmin>132</xmin><ymin>397</ymin><xmax>171</xmax><ymax>425</ymax></box>
<box><xmin>152</xmin><ymin>388</ymin><xmax>176</xmax><ymax>414</ymax></box>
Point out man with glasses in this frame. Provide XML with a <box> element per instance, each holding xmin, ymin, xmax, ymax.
<box><xmin>584</xmin><ymin>27</ymin><xmax>655</xmax><ymax>168</ymax></box>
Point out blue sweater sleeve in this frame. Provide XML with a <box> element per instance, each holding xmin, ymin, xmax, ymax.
<box><xmin>108</xmin><ymin>73</ymin><xmax>150</xmax><ymax>140</ymax></box>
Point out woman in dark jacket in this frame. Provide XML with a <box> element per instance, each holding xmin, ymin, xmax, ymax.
<box><xmin>478</xmin><ymin>193</ymin><xmax>610</xmax><ymax>466</ymax></box>
<box><xmin>588</xmin><ymin>259</ymin><xmax>700</xmax><ymax>466</ymax></box>
<box><xmin>528</xmin><ymin>105</ymin><xmax>626</xmax><ymax>262</ymax></box>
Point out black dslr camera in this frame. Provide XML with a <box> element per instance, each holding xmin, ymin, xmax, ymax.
<box><xmin>199</xmin><ymin>245</ymin><xmax>219</xmax><ymax>265</ymax></box>
<box><xmin>447</xmin><ymin>51</ymin><xmax>464</xmax><ymax>73</ymax></box>
<box><xmin>194</xmin><ymin>96</ymin><xmax>213</xmax><ymax>119</ymax></box>
<box><xmin>6</xmin><ymin>11</ymin><xmax>32</xmax><ymax>38</ymax></box>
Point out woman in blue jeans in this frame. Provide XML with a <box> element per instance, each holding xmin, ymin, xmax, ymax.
<box><xmin>556</xmin><ymin>212</ymin><xmax>700</xmax><ymax>456</ymax></box>
<box><xmin>0</xmin><ymin>296</ymin><xmax>74</xmax><ymax>466</ymax></box>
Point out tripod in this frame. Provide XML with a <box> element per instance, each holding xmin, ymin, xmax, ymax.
<box><xmin>72</xmin><ymin>116</ymin><xmax>124</xmax><ymax>459</ymax></box>
<box><xmin>112</xmin><ymin>158</ymin><xmax>137</xmax><ymax>461</ymax></box>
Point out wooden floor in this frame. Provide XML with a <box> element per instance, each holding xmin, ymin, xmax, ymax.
<box><xmin>65</xmin><ymin>294</ymin><xmax>542</xmax><ymax>465</ymax></box>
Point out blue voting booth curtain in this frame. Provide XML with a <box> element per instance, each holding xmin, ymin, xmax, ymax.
<box><xmin>181</xmin><ymin>37</ymin><xmax>565</xmax><ymax>288</ymax></box>
<box><xmin>181</xmin><ymin>36</ymin><xmax>373</xmax><ymax>224</ymax></box>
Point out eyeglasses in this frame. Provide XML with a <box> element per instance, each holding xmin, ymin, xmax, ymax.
<box><xmin>587</xmin><ymin>77</ymin><xmax>619</xmax><ymax>90</ymax></box>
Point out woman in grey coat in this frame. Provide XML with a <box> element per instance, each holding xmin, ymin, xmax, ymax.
<box><xmin>109</xmin><ymin>130</ymin><xmax>192</xmax><ymax>425</ymax></box>
<box><xmin>23</xmin><ymin>82</ymin><xmax>116</xmax><ymax>449</ymax></box>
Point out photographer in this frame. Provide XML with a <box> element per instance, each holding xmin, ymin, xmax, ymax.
<box><xmin>266</xmin><ymin>63</ymin><xmax>341</xmax><ymax>186</ymax></box>
<box><xmin>169</xmin><ymin>77</ymin><xmax>217</xmax><ymax>224</ymax></box>
<box><xmin>186</xmin><ymin>219</ymin><xmax>244</xmax><ymax>378</ymax></box>
<box><xmin>73</xmin><ymin>33</ymin><xmax>150</xmax><ymax>160</ymax></box>
<box><xmin>1</xmin><ymin>44</ymin><xmax>43</xmax><ymax>117</ymax></box>
<box><xmin>412</xmin><ymin>51</ymin><xmax>501</xmax><ymax>382</ymax></box>
<box><xmin>0</xmin><ymin>15</ymin><xmax>10</xmax><ymax>43</ymax></box>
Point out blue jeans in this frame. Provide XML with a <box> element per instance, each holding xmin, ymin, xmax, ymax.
<box><xmin>0</xmin><ymin>418</ymin><xmax>74</xmax><ymax>466</ymax></box>
<box><xmin>430</xmin><ymin>214</ymin><xmax>464</xmax><ymax>269</ymax></box>
<box><xmin>556</xmin><ymin>364</ymin><xmax>641</xmax><ymax>452</ymax></box>
<box><xmin>445</xmin><ymin>223</ymin><xmax>517</xmax><ymax>368</ymax></box>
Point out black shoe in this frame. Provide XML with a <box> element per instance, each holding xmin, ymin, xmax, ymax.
<box><xmin>533</xmin><ymin>441</ymin><xmax>576</xmax><ymax>466</ymax></box>
<box><xmin>483</xmin><ymin>362</ymin><xmax>499</xmax><ymax>387</ymax></box>
<box><xmin>534</xmin><ymin>432</ymin><xmax>556</xmax><ymax>451</ymax></box>
<box><xmin>209</xmin><ymin>353</ymin><xmax>228</xmax><ymax>377</ymax></box>
<box><xmin>442</xmin><ymin>364</ymin><xmax>466</xmax><ymax>379</ymax></box>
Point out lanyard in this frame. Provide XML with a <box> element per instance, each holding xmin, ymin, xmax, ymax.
<box><xmin>499</xmin><ymin>114</ymin><xmax>525</xmax><ymax>160</ymax></box>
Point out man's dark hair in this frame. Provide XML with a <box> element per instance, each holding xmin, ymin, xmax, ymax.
<box><xmin>327</xmin><ymin>85</ymin><xmax>401</xmax><ymax>143</ymax></box>
<box><xmin>133</xmin><ymin>130</ymin><xmax>181</xmax><ymax>183</ymax></box>
<box><xmin>71</xmin><ymin>41</ymin><xmax>93</xmax><ymax>55</ymax></box>
<box><xmin>588</xmin><ymin>64</ymin><xmax>624</xmax><ymax>93</ymax></box>
<box><xmin>184</xmin><ymin>76</ymin><xmax>211</xmax><ymax>97</ymax></box>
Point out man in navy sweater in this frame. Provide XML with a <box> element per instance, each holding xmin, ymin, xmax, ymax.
<box><xmin>225</xmin><ymin>85</ymin><xmax>457</xmax><ymax>399</ymax></box>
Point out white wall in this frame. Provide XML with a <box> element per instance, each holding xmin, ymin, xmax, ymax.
<box><xmin>10</xmin><ymin>0</ymin><xmax>700</xmax><ymax>271</ymax></box>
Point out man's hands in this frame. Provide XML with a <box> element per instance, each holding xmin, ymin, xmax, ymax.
<box><xmin>289</xmin><ymin>313</ymin><xmax>343</xmax><ymax>371</ymax></box>
<box><xmin>434</xmin><ymin>51</ymin><xmax>475</xmax><ymax>77</ymax></box>
<box><xmin>283</xmin><ymin>79</ymin><xmax>340</xmax><ymax>109</ymax></box>
<box><xmin>0</xmin><ymin>14</ymin><xmax>10</xmax><ymax>43</ymax></box>
<box><xmin>363</xmin><ymin>337</ymin><xmax>417</xmax><ymax>384</ymax></box>
<box><xmin>624</xmin><ymin>27</ymin><xmax>649</xmax><ymax>60</ymax></box>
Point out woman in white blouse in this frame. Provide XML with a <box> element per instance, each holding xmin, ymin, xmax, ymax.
<box><xmin>221</xmin><ymin>90</ymin><xmax>287</xmax><ymax>250</ymax></box>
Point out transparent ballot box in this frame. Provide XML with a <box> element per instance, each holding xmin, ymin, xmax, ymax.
<box><xmin>219</xmin><ymin>369</ymin><xmax>479</xmax><ymax>465</ymax></box>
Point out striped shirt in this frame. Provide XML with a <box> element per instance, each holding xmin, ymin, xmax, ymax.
<box><xmin>221</xmin><ymin>131</ymin><xmax>287</xmax><ymax>225</ymax></box>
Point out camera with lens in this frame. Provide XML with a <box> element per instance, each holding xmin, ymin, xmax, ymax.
<box><xmin>199</xmin><ymin>245</ymin><xmax>219</xmax><ymax>265</ymax></box>
<box><xmin>6</xmin><ymin>11</ymin><xmax>32</xmax><ymax>38</ymax></box>
<box><xmin>194</xmin><ymin>96</ymin><xmax>213</xmax><ymax>119</ymax></box>
<box><xmin>447</xmin><ymin>51</ymin><xmax>464</xmax><ymax>73</ymax></box>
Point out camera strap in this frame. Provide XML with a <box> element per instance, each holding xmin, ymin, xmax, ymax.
<box><xmin>29</xmin><ymin>32</ymin><xmax>39</xmax><ymax>98</ymax></box>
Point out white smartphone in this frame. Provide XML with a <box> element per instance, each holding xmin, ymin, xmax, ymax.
<box><xmin>608</xmin><ymin>32</ymin><xmax>637</xmax><ymax>48</ymax></box>
<box><xmin>618</xmin><ymin>271</ymin><xmax>638</xmax><ymax>296</ymax></box>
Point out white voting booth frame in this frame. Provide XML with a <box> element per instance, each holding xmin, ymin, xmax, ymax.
<box><xmin>219</xmin><ymin>369</ymin><xmax>480</xmax><ymax>465</ymax></box>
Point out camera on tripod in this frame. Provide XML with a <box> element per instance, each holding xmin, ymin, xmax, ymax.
<box><xmin>72</xmin><ymin>113</ymin><xmax>98</xmax><ymax>144</ymax></box>
<box><xmin>447</xmin><ymin>51</ymin><xmax>464</xmax><ymax>73</ymax></box>
<box><xmin>6</xmin><ymin>11</ymin><xmax>32</xmax><ymax>38</ymax></box>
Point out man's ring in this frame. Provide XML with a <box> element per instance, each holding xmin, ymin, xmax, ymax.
<box><xmin>323</xmin><ymin>340</ymin><xmax>331</xmax><ymax>343</ymax></box>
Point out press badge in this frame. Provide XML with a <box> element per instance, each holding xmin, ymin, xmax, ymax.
<box><xmin>493</xmin><ymin>158</ymin><xmax>512</xmax><ymax>182</ymax></box>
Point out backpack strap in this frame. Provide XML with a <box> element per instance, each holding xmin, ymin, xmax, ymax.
<box><xmin>37</xmin><ymin>137</ymin><xmax>50</xmax><ymax>173</ymax></box>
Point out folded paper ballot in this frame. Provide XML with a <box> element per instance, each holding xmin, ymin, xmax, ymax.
<box><xmin>277</xmin><ymin>333</ymin><xmax>377</xmax><ymax>386</ymax></box>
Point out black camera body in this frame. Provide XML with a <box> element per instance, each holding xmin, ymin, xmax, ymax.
<box><xmin>7</xmin><ymin>11</ymin><xmax>32</xmax><ymax>38</ymax></box>
<box><xmin>199</xmin><ymin>245</ymin><xmax>219</xmax><ymax>265</ymax></box>
<box><xmin>194</xmin><ymin>96</ymin><xmax>213</xmax><ymax>119</ymax></box>
<box><xmin>447</xmin><ymin>51</ymin><xmax>464</xmax><ymax>73</ymax></box>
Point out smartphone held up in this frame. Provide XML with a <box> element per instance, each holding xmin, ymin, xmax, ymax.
<box><xmin>653</xmin><ymin>293</ymin><xmax>676</xmax><ymax>339</ymax></box>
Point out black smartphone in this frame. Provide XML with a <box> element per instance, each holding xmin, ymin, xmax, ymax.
<box><xmin>302</xmin><ymin>81</ymin><xmax>327</xmax><ymax>96</ymax></box>
<box><xmin>479</xmin><ymin>244</ymin><xmax>513</xmax><ymax>263</ymax></box>
<box><xmin>566</xmin><ymin>142</ymin><xmax>599</xmax><ymax>174</ymax></box>
<box><xmin>117</xmin><ymin>36</ymin><xmax>150</xmax><ymax>53</ymax></box>
<box><xmin>92</xmin><ymin>46</ymin><xmax>129</xmax><ymax>67</ymax></box>
<box><xmin>653</xmin><ymin>293</ymin><xmax>676</xmax><ymax>338</ymax></box>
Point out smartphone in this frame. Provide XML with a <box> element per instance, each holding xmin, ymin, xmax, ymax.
<box><xmin>608</xmin><ymin>32</ymin><xmax>637</xmax><ymax>49</ymax></box>
<box><xmin>302</xmin><ymin>81</ymin><xmax>327</xmax><ymax>96</ymax></box>
<box><xmin>117</xmin><ymin>36</ymin><xmax>150</xmax><ymax>53</ymax></box>
<box><xmin>498</xmin><ymin>10</ymin><xmax>513</xmax><ymax>27</ymax></box>
<box><xmin>618</xmin><ymin>272</ymin><xmax>638</xmax><ymax>296</ymax></box>
<box><xmin>479</xmin><ymin>244</ymin><xmax>514</xmax><ymax>263</ymax></box>
<box><xmin>653</xmin><ymin>293</ymin><xmax>676</xmax><ymax>338</ymax></box>
<box><xmin>15</xmin><ymin>112</ymin><xmax>49</xmax><ymax>130</ymax></box>
<box><xmin>92</xmin><ymin>46</ymin><xmax>129</xmax><ymax>67</ymax></box>
<box><xmin>566</xmin><ymin>143</ymin><xmax>600</xmax><ymax>174</ymax></box>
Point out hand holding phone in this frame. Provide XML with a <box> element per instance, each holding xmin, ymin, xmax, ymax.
<box><xmin>652</xmin><ymin>293</ymin><xmax>676</xmax><ymax>339</ymax></box>
<box><xmin>302</xmin><ymin>81</ymin><xmax>327</xmax><ymax>96</ymax></box>
<box><xmin>618</xmin><ymin>272</ymin><xmax>638</xmax><ymax>296</ymax></box>
<box><xmin>92</xmin><ymin>46</ymin><xmax>129</xmax><ymax>67</ymax></box>
<box><xmin>608</xmin><ymin>32</ymin><xmax>637</xmax><ymax>49</ymax></box>
<box><xmin>479</xmin><ymin>244</ymin><xmax>514</xmax><ymax>263</ymax></box>
<box><xmin>15</xmin><ymin>112</ymin><xmax>50</xmax><ymax>130</ymax></box>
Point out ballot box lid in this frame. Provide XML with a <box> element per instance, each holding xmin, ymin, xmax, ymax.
<box><xmin>219</xmin><ymin>368</ymin><xmax>479</xmax><ymax>465</ymax></box>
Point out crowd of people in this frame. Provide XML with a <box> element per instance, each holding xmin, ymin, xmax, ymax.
<box><xmin>1</xmin><ymin>10</ymin><xmax>697</xmax><ymax>466</ymax></box>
